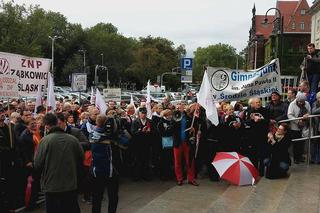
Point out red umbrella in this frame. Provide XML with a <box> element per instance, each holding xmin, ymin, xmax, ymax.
<box><xmin>25</xmin><ymin>175</ymin><xmax>33</xmax><ymax>208</ymax></box>
<box><xmin>212</xmin><ymin>152</ymin><xmax>259</xmax><ymax>186</ymax></box>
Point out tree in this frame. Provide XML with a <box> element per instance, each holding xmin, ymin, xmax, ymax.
<box><xmin>193</xmin><ymin>43</ymin><xmax>244</xmax><ymax>82</ymax></box>
<box><xmin>126</xmin><ymin>36</ymin><xmax>185</xmax><ymax>89</ymax></box>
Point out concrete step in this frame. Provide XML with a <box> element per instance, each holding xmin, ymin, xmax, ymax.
<box><xmin>136</xmin><ymin>179</ymin><xmax>229</xmax><ymax>213</ymax></box>
<box><xmin>208</xmin><ymin>164</ymin><xmax>320</xmax><ymax>213</ymax></box>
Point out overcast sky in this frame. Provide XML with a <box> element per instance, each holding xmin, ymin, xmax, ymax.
<box><xmin>12</xmin><ymin>0</ymin><xmax>314</xmax><ymax>56</ymax></box>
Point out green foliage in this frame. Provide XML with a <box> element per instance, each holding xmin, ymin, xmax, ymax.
<box><xmin>0</xmin><ymin>1</ymin><xmax>241</xmax><ymax>90</ymax></box>
<box><xmin>193</xmin><ymin>43</ymin><xmax>244</xmax><ymax>82</ymax></box>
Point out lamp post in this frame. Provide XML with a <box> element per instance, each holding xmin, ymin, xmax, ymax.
<box><xmin>262</xmin><ymin>7</ymin><xmax>283</xmax><ymax>68</ymax></box>
<box><xmin>94</xmin><ymin>65</ymin><xmax>108</xmax><ymax>88</ymax></box>
<box><xmin>160</xmin><ymin>67</ymin><xmax>181</xmax><ymax>87</ymax></box>
<box><xmin>48</xmin><ymin>35</ymin><xmax>62</xmax><ymax>75</ymax></box>
<box><xmin>79</xmin><ymin>49</ymin><xmax>86</xmax><ymax>72</ymax></box>
<box><xmin>100</xmin><ymin>53</ymin><xmax>110</xmax><ymax>88</ymax></box>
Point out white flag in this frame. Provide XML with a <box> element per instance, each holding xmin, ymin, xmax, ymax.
<box><xmin>47</xmin><ymin>73</ymin><xmax>56</xmax><ymax>112</ymax></box>
<box><xmin>130</xmin><ymin>94</ymin><xmax>137</xmax><ymax>110</ymax></box>
<box><xmin>95</xmin><ymin>88</ymin><xmax>107</xmax><ymax>115</ymax></box>
<box><xmin>146</xmin><ymin>80</ymin><xmax>152</xmax><ymax>119</ymax></box>
<box><xmin>197</xmin><ymin>71</ymin><xmax>219</xmax><ymax>126</ymax></box>
<box><xmin>90</xmin><ymin>87</ymin><xmax>95</xmax><ymax>104</ymax></box>
<box><xmin>34</xmin><ymin>86</ymin><xmax>42</xmax><ymax>114</ymax></box>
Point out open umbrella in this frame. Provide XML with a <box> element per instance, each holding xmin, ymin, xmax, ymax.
<box><xmin>212</xmin><ymin>152</ymin><xmax>259</xmax><ymax>186</ymax></box>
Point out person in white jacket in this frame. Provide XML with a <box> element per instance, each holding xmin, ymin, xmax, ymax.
<box><xmin>287</xmin><ymin>93</ymin><xmax>311</xmax><ymax>164</ymax></box>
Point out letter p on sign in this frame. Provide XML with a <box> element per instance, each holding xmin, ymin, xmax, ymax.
<box><xmin>181</xmin><ymin>58</ymin><xmax>193</xmax><ymax>70</ymax></box>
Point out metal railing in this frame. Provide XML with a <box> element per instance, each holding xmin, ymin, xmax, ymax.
<box><xmin>278</xmin><ymin>114</ymin><xmax>320</xmax><ymax>165</ymax></box>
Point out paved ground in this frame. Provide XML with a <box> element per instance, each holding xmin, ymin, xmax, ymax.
<box><xmin>29</xmin><ymin>164</ymin><xmax>320</xmax><ymax>213</ymax></box>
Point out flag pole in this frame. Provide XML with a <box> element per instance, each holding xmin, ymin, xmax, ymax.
<box><xmin>7</xmin><ymin>98</ymin><xmax>13</xmax><ymax>149</ymax></box>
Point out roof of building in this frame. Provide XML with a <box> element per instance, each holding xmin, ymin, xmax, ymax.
<box><xmin>255</xmin><ymin>15</ymin><xmax>275</xmax><ymax>38</ymax></box>
<box><xmin>277</xmin><ymin>0</ymin><xmax>311</xmax><ymax>33</ymax></box>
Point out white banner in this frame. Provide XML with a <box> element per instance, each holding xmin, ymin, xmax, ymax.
<box><xmin>0</xmin><ymin>52</ymin><xmax>51</xmax><ymax>97</ymax></box>
<box><xmin>207</xmin><ymin>59</ymin><xmax>282</xmax><ymax>102</ymax></box>
<box><xmin>0</xmin><ymin>73</ymin><xmax>19</xmax><ymax>98</ymax></box>
<box><xmin>103</xmin><ymin>88</ymin><xmax>121</xmax><ymax>102</ymax></box>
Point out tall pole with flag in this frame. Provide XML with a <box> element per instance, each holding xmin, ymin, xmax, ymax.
<box><xmin>146</xmin><ymin>80</ymin><xmax>152</xmax><ymax>119</ymax></box>
<box><xmin>47</xmin><ymin>73</ymin><xmax>56</xmax><ymax>112</ymax></box>
<box><xmin>34</xmin><ymin>86</ymin><xmax>42</xmax><ymax>114</ymax></box>
<box><xmin>95</xmin><ymin>88</ymin><xmax>108</xmax><ymax>115</ymax></box>
<box><xmin>197</xmin><ymin>71</ymin><xmax>219</xmax><ymax>126</ymax></box>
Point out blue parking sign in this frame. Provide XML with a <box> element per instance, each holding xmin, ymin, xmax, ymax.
<box><xmin>180</xmin><ymin>58</ymin><xmax>193</xmax><ymax>70</ymax></box>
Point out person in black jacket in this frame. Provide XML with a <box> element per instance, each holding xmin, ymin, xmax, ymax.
<box><xmin>131</xmin><ymin>107</ymin><xmax>152</xmax><ymax>181</ymax></box>
<box><xmin>221</xmin><ymin>104</ymin><xmax>243</xmax><ymax>152</ymax></box>
<box><xmin>301</xmin><ymin>43</ymin><xmax>320</xmax><ymax>94</ymax></box>
<box><xmin>266</xmin><ymin>92</ymin><xmax>288</xmax><ymax>121</ymax></box>
<box><xmin>157</xmin><ymin>109</ymin><xmax>174</xmax><ymax>180</ymax></box>
<box><xmin>244</xmin><ymin>98</ymin><xmax>270</xmax><ymax>176</ymax></box>
<box><xmin>19</xmin><ymin>117</ymin><xmax>39</xmax><ymax>209</ymax></box>
<box><xmin>265</xmin><ymin>123</ymin><xmax>291</xmax><ymax>179</ymax></box>
<box><xmin>14</xmin><ymin>109</ymin><xmax>32</xmax><ymax>139</ymax></box>
<box><xmin>151</xmin><ymin>104</ymin><xmax>163</xmax><ymax>176</ymax></box>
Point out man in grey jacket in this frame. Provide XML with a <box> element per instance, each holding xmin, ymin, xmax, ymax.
<box><xmin>34</xmin><ymin>113</ymin><xmax>84</xmax><ymax>213</ymax></box>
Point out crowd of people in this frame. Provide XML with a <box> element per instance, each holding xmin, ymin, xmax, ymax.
<box><xmin>0</xmin><ymin>43</ymin><xmax>319</xmax><ymax>213</ymax></box>
<box><xmin>1</xmin><ymin>79</ymin><xmax>320</xmax><ymax>212</ymax></box>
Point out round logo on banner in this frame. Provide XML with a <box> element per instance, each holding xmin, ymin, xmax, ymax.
<box><xmin>0</xmin><ymin>58</ymin><xmax>10</xmax><ymax>75</ymax></box>
<box><xmin>210</xmin><ymin>69</ymin><xmax>229</xmax><ymax>91</ymax></box>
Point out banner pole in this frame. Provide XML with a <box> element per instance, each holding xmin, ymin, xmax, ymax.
<box><xmin>7</xmin><ymin>98</ymin><xmax>13</xmax><ymax>149</ymax></box>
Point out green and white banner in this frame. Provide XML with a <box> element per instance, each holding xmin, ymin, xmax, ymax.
<box><xmin>206</xmin><ymin>59</ymin><xmax>282</xmax><ymax>102</ymax></box>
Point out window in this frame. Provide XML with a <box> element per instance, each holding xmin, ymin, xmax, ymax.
<box><xmin>317</xmin><ymin>19</ymin><xmax>320</xmax><ymax>33</ymax></box>
<box><xmin>301</xmin><ymin>10</ymin><xmax>306</xmax><ymax>15</ymax></box>
<box><xmin>300</xmin><ymin>22</ymin><xmax>305</xmax><ymax>30</ymax></box>
<box><xmin>292</xmin><ymin>22</ymin><xmax>296</xmax><ymax>30</ymax></box>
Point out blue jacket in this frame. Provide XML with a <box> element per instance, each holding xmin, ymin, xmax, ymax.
<box><xmin>90</xmin><ymin>127</ymin><xmax>113</xmax><ymax>178</ymax></box>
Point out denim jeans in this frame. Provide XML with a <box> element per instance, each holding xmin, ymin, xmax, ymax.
<box><xmin>307</xmin><ymin>73</ymin><xmax>320</xmax><ymax>94</ymax></box>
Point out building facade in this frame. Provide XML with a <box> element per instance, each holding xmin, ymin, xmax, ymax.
<box><xmin>248</xmin><ymin>0</ymin><xmax>311</xmax><ymax>75</ymax></box>
<box><xmin>310</xmin><ymin>0</ymin><xmax>320</xmax><ymax>48</ymax></box>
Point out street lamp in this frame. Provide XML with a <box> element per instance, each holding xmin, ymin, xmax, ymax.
<box><xmin>79</xmin><ymin>49</ymin><xmax>86</xmax><ymax>72</ymax></box>
<box><xmin>94</xmin><ymin>65</ymin><xmax>108</xmax><ymax>88</ymax></box>
<box><xmin>101</xmin><ymin>53</ymin><xmax>104</xmax><ymax>66</ymax></box>
<box><xmin>160</xmin><ymin>67</ymin><xmax>181</xmax><ymax>87</ymax></box>
<box><xmin>99</xmin><ymin>53</ymin><xmax>110</xmax><ymax>88</ymax></box>
<box><xmin>48</xmin><ymin>35</ymin><xmax>62</xmax><ymax>75</ymax></box>
<box><xmin>262</xmin><ymin>7</ymin><xmax>283</xmax><ymax>68</ymax></box>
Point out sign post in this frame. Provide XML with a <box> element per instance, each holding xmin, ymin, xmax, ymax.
<box><xmin>71</xmin><ymin>73</ymin><xmax>87</xmax><ymax>103</ymax></box>
<box><xmin>180</xmin><ymin>58</ymin><xmax>193</xmax><ymax>83</ymax></box>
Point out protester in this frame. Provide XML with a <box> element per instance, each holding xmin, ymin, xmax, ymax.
<box><xmin>89</xmin><ymin>114</ymin><xmax>119</xmax><ymax>213</ymax></box>
<box><xmin>311</xmin><ymin>91</ymin><xmax>320</xmax><ymax>163</ymax></box>
<box><xmin>19</xmin><ymin>117</ymin><xmax>39</xmax><ymax>210</ymax></box>
<box><xmin>244</xmin><ymin>98</ymin><xmax>270</xmax><ymax>176</ymax></box>
<box><xmin>172</xmin><ymin>102</ymin><xmax>198</xmax><ymax>186</ymax></box>
<box><xmin>221</xmin><ymin>104</ymin><xmax>243</xmax><ymax>152</ymax></box>
<box><xmin>131</xmin><ymin>107</ymin><xmax>152</xmax><ymax>181</ymax></box>
<box><xmin>301</xmin><ymin>43</ymin><xmax>320</xmax><ymax>94</ymax></box>
<box><xmin>265</xmin><ymin>123</ymin><xmax>291</xmax><ymax>179</ymax></box>
<box><xmin>34</xmin><ymin>113</ymin><xmax>84</xmax><ymax>213</ymax></box>
<box><xmin>157</xmin><ymin>109</ymin><xmax>174</xmax><ymax>180</ymax></box>
<box><xmin>287</xmin><ymin>93</ymin><xmax>311</xmax><ymax>164</ymax></box>
<box><xmin>285</xmin><ymin>89</ymin><xmax>297</xmax><ymax>105</ymax></box>
<box><xmin>298</xmin><ymin>80</ymin><xmax>316</xmax><ymax>106</ymax></box>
